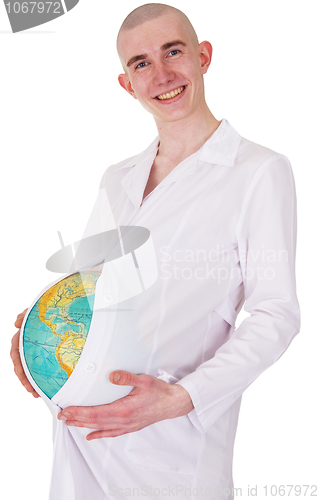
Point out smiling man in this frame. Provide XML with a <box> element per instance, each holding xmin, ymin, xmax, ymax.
<box><xmin>12</xmin><ymin>3</ymin><xmax>300</xmax><ymax>500</ymax></box>
<box><xmin>116</xmin><ymin>3</ymin><xmax>222</xmax><ymax>202</ymax></box>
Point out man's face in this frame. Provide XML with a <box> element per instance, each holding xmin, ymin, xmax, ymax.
<box><xmin>117</xmin><ymin>13</ymin><xmax>212</xmax><ymax>124</ymax></box>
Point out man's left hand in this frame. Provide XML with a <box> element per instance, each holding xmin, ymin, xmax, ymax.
<box><xmin>57</xmin><ymin>371</ymin><xmax>194</xmax><ymax>441</ymax></box>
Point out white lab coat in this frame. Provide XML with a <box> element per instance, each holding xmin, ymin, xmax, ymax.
<box><xmin>20</xmin><ymin>118</ymin><xmax>300</xmax><ymax>499</ymax></box>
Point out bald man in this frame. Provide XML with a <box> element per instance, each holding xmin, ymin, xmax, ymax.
<box><xmin>12</xmin><ymin>3</ymin><xmax>300</xmax><ymax>499</ymax></box>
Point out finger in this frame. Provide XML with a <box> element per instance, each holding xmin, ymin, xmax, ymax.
<box><xmin>59</xmin><ymin>407</ymin><xmax>91</xmax><ymax>421</ymax></box>
<box><xmin>64</xmin><ymin>412</ymin><xmax>132</xmax><ymax>428</ymax></box>
<box><xmin>14</xmin><ymin>308</ymin><xmax>28</xmax><ymax>328</ymax></box>
<box><xmin>10</xmin><ymin>331</ymin><xmax>40</xmax><ymax>398</ymax></box>
<box><xmin>59</xmin><ymin>402</ymin><xmax>130</xmax><ymax>428</ymax></box>
<box><xmin>62</xmin><ymin>415</ymin><xmax>126</xmax><ymax>431</ymax></box>
<box><xmin>58</xmin><ymin>406</ymin><xmax>101</xmax><ymax>422</ymax></box>
<box><xmin>59</xmin><ymin>400</ymin><xmax>127</xmax><ymax>422</ymax></box>
<box><xmin>15</xmin><ymin>364</ymin><xmax>40</xmax><ymax>397</ymax></box>
<box><xmin>10</xmin><ymin>330</ymin><xmax>20</xmax><ymax>361</ymax></box>
<box><xmin>65</xmin><ymin>420</ymin><xmax>105</xmax><ymax>430</ymax></box>
<box><xmin>86</xmin><ymin>429</ymin><xmax>127</xmax><ymax>441</ymax></box>
<box><xmin>11</xmin><ymin>331</ymin><xmax>27</xmax><ymax>382</ymax></box>
<box><xmin>26</xmin><ymin>386</ymin><xmax>40</xmax><ymax>398</ymax></box>
<box><xmin>109</xmin><ymin>370</ymin><xmax>152</xmax><ymax>389</ymax></box>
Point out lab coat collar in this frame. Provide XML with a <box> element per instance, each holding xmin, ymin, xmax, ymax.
<box><xmin>117</xmin><ymin>118</ymin><xmax>241</xmax><ymax>208</ymax></box>
<box><xmin>119</xmin><ymin>139</ymin><xmax>160</xmax><ymax>208</ymax></box>
<box><xmin>198</xmin><ymin>118</ymin><xmax>241</xmax><ymax>167</ymax></box>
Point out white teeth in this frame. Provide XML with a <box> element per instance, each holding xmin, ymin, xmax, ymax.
<box><xmin>157</xmin><ymin>86</ymin><xmax>185</xmax><ymax>100</ymax></box>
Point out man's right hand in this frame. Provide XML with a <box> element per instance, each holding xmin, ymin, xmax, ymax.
<box><xmin>11</xmin><ymin>309</ymin><xmax>40</xmax><ymax>398</ymax></box>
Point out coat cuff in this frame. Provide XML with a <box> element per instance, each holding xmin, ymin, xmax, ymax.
<box><xmin>155</xmin><ymin>368</ymin><xmax>206</xmax><ymax>433</ymax></box>
<box><xmin>175</xmin><ymin>379</ymin><xmax>206</xmax><ymax>433</ymax></box>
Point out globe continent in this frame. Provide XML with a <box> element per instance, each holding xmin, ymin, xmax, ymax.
<box><xmin>23</xmin><ymin>271</ymin><xmax>101</xmax><ymax>399</ymax></box>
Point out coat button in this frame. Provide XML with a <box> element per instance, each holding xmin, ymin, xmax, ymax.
<box><xmin>84</xmin><ymin>362</ymin><xmax>96</xmax><ymax>373</ymax></box>
<box><xmin>104</xmin><ymin>294</ymin><xmax>113</xmax><ymax>305</ymax></box>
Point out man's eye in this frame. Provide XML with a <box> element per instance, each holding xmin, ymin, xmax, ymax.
<box><xmin>168</xmin><ymin>49</ymin><xmax>180</xmax><ymax>56</ymax></box>
<box><xmin>136</xmin><ymin>61</ymin><xmax>148</xmax><ymax>69</ymax></box>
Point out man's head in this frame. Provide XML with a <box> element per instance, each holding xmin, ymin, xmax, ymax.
<box><xmin>116</xmin><ymin>3</ymin><xmax>212</xmax><ymax>125</ymax></box>
<box><xmin>116</xmin><ymin>4</ymin><xmax>199</xmax><ymax>59</ymax></box>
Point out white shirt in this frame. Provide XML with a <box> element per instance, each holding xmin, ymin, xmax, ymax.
<box><xmin>22</xmin><ymin>118</ymin><xmax>301</xmax><ymax>500</ymax></box>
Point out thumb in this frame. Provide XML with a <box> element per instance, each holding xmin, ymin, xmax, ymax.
<box><xmin>109</xmin><ymin>370</ymin><xmax>147</xmax><ymax>387</ymax></box>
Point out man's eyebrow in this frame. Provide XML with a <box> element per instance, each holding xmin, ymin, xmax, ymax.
<box><xmin>126</xmin><ymin>40</ymin><xmax>186</xmax><ymax>68</ymax></box>
<box><xmin>160</xmin><ymin>40</ymin><xmax>187</xmax><ymax>51</ymax></box>
<box><xmin>127</xmin><ymin>53</ymin><xmax>148</xmax><ymax>68</ymax></box>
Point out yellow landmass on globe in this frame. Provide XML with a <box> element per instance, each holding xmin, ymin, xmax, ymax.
<box><xmin>56</xmin><ymin>332</ymin><xmax>86</xmax><ymax>378</ymax></box>
<box><xmin>36</xmin><ymin>272</ymin><xmax>100</xmax><ymax>378</ymax></box>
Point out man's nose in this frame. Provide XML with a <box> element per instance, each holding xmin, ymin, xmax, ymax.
<box><xmin>153</xmin><ymin>61</ymin><xmax>175</xmax><ymax>87</ymax></box>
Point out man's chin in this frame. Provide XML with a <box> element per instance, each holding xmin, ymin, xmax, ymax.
<box><xmin>153</xmin><ymin>108</ymin><xmax>192</xmax><ymax>125</ymax></box>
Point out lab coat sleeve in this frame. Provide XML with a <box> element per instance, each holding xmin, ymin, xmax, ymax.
<box><xmin>176</xmin><ymin>154</ymin><xmax>301</xmax><ymax>433</ymax></box>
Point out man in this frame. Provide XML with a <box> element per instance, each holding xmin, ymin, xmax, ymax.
<box><xmin>11</xmin><ymin>3</ymin><xmax>300</xmax><ymax>499</ymax></box>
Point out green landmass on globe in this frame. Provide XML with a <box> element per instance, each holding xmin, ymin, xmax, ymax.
<box><xmin>23</xmin><ymin>271</ymin><xmax>101</xmax><ymax>399</ymax></box>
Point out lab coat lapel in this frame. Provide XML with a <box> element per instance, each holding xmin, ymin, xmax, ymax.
<box><xmin>115</xmin><ymin>118</ymin><xmax>241</xmax><ymax>227</ymax></box>
<box><xmin>116</xmin><ymin>138</ymin><xmax>159</xmax><ymax>226</ymax></box>
<box><xmin>118</xmin><ymin>142</ymin><xmax>198</xmax><ymax>227</ymax></box>
<box><xmin>121</xmin><ymin>149</ymin><xmax>157</xmax><ymax>207</ymax></box>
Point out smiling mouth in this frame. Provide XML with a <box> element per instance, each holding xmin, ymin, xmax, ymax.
<box><xmin>156</xmin><ymin>86</ymin><xmax>186</xmax><ymax>100</ymax></box>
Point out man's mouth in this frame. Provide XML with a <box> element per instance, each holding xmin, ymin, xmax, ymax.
<box><xmin>156</xmin><ymin>86</ymin><xmax>186</xmax><ymax>100</ymax></box>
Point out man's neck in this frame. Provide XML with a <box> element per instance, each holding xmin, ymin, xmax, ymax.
<box><xmin>154</xmin><ymin>105</ymin><xmax>221</xmax><ymax>166</ymax></box>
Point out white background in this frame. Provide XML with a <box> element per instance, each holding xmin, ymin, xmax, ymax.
<box><xmin>1</xmin><ymin>0</ymin><xmax>318</xmax><ymax>498</ymax></box>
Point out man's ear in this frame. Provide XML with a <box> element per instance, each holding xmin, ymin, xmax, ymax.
<box><xmin>198</xmin><ymin>41</ymin><xmax>213</xmax><ymax>75</ymax></box>
<box><xmin>118</xmin><ymin>73</ymin><xmax>137</xmax><ymax>99</ymax></box>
